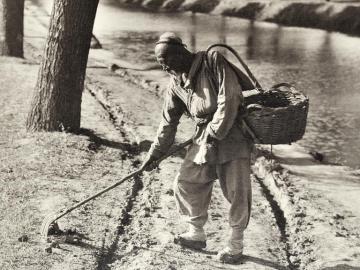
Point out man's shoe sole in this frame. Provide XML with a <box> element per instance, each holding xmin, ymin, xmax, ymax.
<box><xmin>174</xmin><ymin>235</ymin><xmax>206</xmax><ymax>250</ymax></box>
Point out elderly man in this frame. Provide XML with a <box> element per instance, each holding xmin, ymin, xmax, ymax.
<box><xmin>141</xmin><ymin>32</ymin><xmax>254</xmax><ymax>264</ymax></box>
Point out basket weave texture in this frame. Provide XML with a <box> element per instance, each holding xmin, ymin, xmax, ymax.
<box><xmin>243</xmin><ymin>86</ymin><xmax>309</xmax><ymax>145</ymax></box>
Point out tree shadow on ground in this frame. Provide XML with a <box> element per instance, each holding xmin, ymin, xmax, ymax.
<box><xmin>129</xmin><ymin>138</ymin><xmax>188</xmax><ymax>159</ymax></box>
<box><xmin>183</xmin><ymin>246</ymin><xmax>218</xmax><ymax>256</ymax></box>
<box><xmin>238</xmin><ymin>255</ymin><xmax>288</xmax><ymax>269</ymax></box>
<box><xmin>187</xmin><ymin>248</ymin><xmax>290</xmax><ymax>270</ymax></box>
<box><xmin>70</xmin><ymin>240</ymin><xmax>100</xmax><ymax>251</ymax></box>
<box><xmin>320</xmin><ymin>265</ymin><xmax>360</xmax><ymax>270</ymax></box>
<box><xmin>79</xmin><ymin>128</ymin><xmax>187</xmax><ymax>159</ymax></box>
<box><xmin>48</xmin><ymin>233</ymin><xmax>100</xmax><ymax>252</ymax></box>
<box><xmin>136</xmin><ymin>246</ymin><xmax>288</xmax><ymax>269</ymax></box>
<box><xmin>79</xmin><ymin>128</ymin><xmax>138</xmax><ymax>153</ymax></box>
<box><xmin>275</xmin><ymin>156</ymin><xmax>341</xmax><ymax>167</ymax></box>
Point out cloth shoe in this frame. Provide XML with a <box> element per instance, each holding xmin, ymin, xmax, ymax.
<box><xmin>217</xmin><ymin>246</ymin><xmax>243</xmax><ymax>264</ymax></box>
<box><xmin>174</xmin><ymin>227</ymin><xmax>206</xmax><ymax>250</ymax></box>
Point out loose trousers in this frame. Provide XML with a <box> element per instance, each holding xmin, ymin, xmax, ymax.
<box><xmin>174</xmin><ymin>157</ymin><xmax>252</xmax><ymax>252</ymax></box>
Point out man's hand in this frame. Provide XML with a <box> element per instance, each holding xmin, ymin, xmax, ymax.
<box><xmin>140</xmin><ymin>154</ymin><xmax>159</xmax><ymax>171</ymax></box>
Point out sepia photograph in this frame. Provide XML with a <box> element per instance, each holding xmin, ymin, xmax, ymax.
<box><xmin>0</xmin><ymin>0</ymin><xmax>359</xmax><ymax>269</ymax></box>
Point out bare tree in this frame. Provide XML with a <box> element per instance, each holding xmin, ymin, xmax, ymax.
<box><xmin>26</xmin><ymin>0</ymin><xmax>99</xmax><ymax>132</ymax></box>
<box><xmin>0</xmin><ymin>0</ymin><xmax>24</xmax><ymax>57</ymax></box>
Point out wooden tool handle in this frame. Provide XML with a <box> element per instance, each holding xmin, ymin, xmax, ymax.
<box><xmin>52</xmin><ymin>138</ymin><xmax>193</xmax><ymax>222</ymax></box>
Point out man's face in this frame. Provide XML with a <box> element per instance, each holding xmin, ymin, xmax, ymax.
<box><xmin>155</xmin><ymin>44</ymin><xmax>183</xmax><ymax>76</ymax></box>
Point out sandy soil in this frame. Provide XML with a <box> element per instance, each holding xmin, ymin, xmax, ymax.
<box><xmin>0</xmin><ymin>1</ymin><xmax>359</xmax><ymax>270</ymax></box>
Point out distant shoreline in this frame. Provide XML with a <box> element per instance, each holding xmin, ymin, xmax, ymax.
<box><xmin>116</xmin><ymin>0</ymin><xmax>360</xmax><ymax>37</ymax></box>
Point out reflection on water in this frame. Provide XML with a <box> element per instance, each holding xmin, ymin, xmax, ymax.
<box><xmin>33</xmin><ymin>0</ymin><xmax>360</xmax><ymax>168</ymax></box>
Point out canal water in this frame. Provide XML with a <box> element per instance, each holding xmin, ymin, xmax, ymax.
<box><xmin>36</xmin><ymin>0</ymin><xmax>360</xmax><ymax>169</ymax></box>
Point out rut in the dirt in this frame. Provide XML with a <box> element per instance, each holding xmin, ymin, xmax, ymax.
<box><xmin>84</xmin><ymin>80</ymin><xmax>147</xmax><ymax>269</ymax></box>
<box><xmin>254</xmin><ymin>174</ymin><xmax>298</xmax><ymax>270</ymax></box>
<box><xmin>254</xmin><ymin>148</ymin><xmax>319</xmax><ymax>270</ymax></box>
<box><xmin>86</xmin><ymin>78</ymin><xmax>143</xmax><ymax>145</ymax></box>
<box><xmin>96</xmin><ymin>174</ymin><xmax>143</xmax><ymax>270</ymax></box>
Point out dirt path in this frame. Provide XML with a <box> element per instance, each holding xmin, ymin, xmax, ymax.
<box><xmin>0</xmin><ymin>2</ymin><xmax>292</xmax><ymax>270</ymax></box>
<box><xmin>84</xmin><ymin>69</ymin><xmax>290</xmax><ymax>269</ymax></box>
<box><xmin>0</xmin><ymin>56</ymin><xmax>290</xmax><ymax>270</ymax></box>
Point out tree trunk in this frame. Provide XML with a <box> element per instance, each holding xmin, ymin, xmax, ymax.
<box><xmin>0</xmin><ymin>0</ymin><xmax>24</xmax><ymax>57</ymax></box>
<box><xmin>26</xmin><ymin>0</ymin><xmax>99</xmax><ymax>132</ymax></box>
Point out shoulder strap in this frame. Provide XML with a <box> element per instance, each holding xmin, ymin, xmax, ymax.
<box><xmin>203</xmin><ymin>47</ymin><xmax>261</xmax><ymax>144</ymax></box>
<box><xmin>205</xmin><ymin>44</ymin><xmax>263</xmax><ymax>90</ymax></box>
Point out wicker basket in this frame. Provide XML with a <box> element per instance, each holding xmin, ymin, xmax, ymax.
<box><xmin>205</xmin><ymin>44</ymin><xmax>309</xmax><ymax>145</ymax></box>
<box><xmin>243</xmin><ymin>84</ymin><xmax>309</xmax><ymax>145</ymax></box>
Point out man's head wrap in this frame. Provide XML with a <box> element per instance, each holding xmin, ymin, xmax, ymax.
<box><xmin>155</xmin><ymin>32</ymin><xmax>186</xmax><ymax>47</ymax></box>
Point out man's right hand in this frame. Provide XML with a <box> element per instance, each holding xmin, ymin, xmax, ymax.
<box><xmin>140</xmin><ymin>154</ymin><xmax>159</xmax><ymax>171</ymax></box>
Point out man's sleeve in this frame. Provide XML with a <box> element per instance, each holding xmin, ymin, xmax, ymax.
<box><xmin>148</xmin><ymin>82</ymin><xmax>186</xmax><ymax>158</ymax></box>
<box><xmin>206</xmin><ymin>51</ymin><xmax>243</xmax><ymax>140</ymax></box>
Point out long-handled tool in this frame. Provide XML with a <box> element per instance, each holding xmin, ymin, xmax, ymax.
<box><xmin>40</xmin><ymin>138</ymin><xmax>192</xmax><ymax>241</ymax></box>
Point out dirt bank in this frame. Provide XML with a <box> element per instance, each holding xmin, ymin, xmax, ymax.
<box><xmin>253</xmin><ymin>145</ymin><xmax>360</xmax><ymax>269</ymax></box>
<box><xmin>116</xmin><ymin>0</ymin><xmax>360</xmax><ymax>37</ymax></box>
